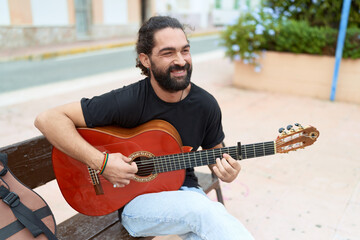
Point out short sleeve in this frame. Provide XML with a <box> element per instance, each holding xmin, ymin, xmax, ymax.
<box><xmin>81</xmin><ymin>91</ymin><xmax>120</xmax><ymax>127</ymax></box>
<box><xmin>80</xmin><ymin>80</ymin><xmax>147</xmax><ymax>128</ymax></box>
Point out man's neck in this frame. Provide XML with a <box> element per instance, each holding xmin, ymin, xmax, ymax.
<box><xmin>150</xmin><ymin>78</ymin><xmax>190</xmax><ymax>103</ymax></box>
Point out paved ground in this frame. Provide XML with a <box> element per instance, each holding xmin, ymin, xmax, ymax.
<box><xmin>1</xmin><ymin>48</ymin><xmax>359</xmax><ymax>240</ymax></box>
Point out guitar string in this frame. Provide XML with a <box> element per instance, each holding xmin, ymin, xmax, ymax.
<box><xmin>127</xmin><ymin>143</ymin><xmax>276</xmax><ymax>167</ymax></box>
<box><xmin>91</xmin><ymin>138</ymin><xmax>302</xmax><ymax>174</ymax></box>
<box><xmin>92</xmin><ymin>137</ymin><xmax>301</xmax><ymax>171</ymax></box>
<box><xmin>127</xmin><ymin>144</ymin><xmax>277</xmax><ymax>173</ymax></box>
<box><xmin>95</xmin><ymin>139</ymin><xmax>292</xmax><ymax>171</ymax></box>
<box><xmin>92</xmin><ymin>144</ymin><xmax>279</xmax><ymax>177</ymax></box>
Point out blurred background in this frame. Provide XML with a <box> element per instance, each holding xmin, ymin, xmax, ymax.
<box><xmin>1</xmin><ymin>0</ymin><xmax>360</xmax><ymax>239</ymax></box>
<box><xmin>0</xmin><ymin>0</ymin><xmax>256</xmax><ymax>52</ymax></box>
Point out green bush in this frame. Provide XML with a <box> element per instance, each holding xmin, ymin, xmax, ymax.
<box><xmin>221</xmin><ymin>4</ymin><xmax>360</xmax><ymax>71</ymax></box>
<box><xmin>264</xmin><ymin>0</ymin><xmax>360</xmax><ymax>28</ymax></box>
<box><xmin>343</xmin><ymin>27</ymin><xmax>360</xmax><ymax>59</ymax></box>
<box><xmin>274</xmin><ymin>20</ymin><xmax>336</xmax><ymax>55</ymax></box>
<box><xmin>274</xmin><ymin>21</ymin><xmax>360</xmax><ymax>59</ymax></box>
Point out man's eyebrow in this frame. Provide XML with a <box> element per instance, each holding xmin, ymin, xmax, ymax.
<box><xmin>158</xmin><ymin>44</ymin><xmax>190</xmax><ymax>53</ymax></box>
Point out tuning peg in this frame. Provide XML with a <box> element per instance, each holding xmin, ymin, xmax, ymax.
<box><xmin>287</xmin><ymin>125</ymin><xmax>296</xmax><ymax>133</ymax></box>
<box><xmin>278</xmin><ymin>127</ymin><xmax>285</xmax><ymax>134</ymax></box>
<box><xmin>295</xmin><ymin>123</ymin><xmax>304</xmax><ymax>130</ymax></box>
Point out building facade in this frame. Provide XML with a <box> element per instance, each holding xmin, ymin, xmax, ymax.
<box><xmin>0</xmin><ymin>0</ymin><xmax>251</xmax><ymax>49</ymax></box>
<box><xmin>0</xmin><ymin>0</ymin><xmax>141</xmax><ymax>49</ymax></box>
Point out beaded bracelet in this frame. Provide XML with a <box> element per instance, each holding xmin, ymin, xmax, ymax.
<box><xmin>99</xmin><ymin>153</ymin><xmax>109</xmax><ymax>175</ymax></box>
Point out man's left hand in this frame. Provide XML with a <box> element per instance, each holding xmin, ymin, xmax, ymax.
<box><xmin>210</xmin><ymin>153</ymin><xmax>241</xmax><ymax>183</ymax></box>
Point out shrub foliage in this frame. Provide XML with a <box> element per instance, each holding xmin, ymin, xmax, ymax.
<box><xmin>221</xmin><ymin>1</ymin><xmax>360</xmax><ymax>70</ymax></box>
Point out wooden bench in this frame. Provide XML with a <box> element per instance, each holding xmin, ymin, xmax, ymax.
<box><xmin>0</xmin><ymin>136</ymin><xmax>224</xmax><ymax>239</ymax></box>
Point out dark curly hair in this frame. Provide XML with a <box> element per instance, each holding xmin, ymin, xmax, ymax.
<box><xmin>136</xmin><ymin>16</ymin><xmax>187</xmax><ymax>76</ymax></box>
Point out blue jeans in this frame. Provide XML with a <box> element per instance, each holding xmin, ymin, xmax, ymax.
<box><xmin>121</xmin><ymin>186</ymin><xmax>254</xmax><ymax>240</ymax></box>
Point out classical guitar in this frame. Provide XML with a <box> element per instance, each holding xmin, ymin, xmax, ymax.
<box><xmin>52</xmin><ymin>119</ymin><xmax>319</xmax><ymax>216</ymax></box>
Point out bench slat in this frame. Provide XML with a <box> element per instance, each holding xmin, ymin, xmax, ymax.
<box><xmin>92</xmin><ymin>222</ymin><xmax>153</xmax><ymax>240</ymax></box>
<box><xmin>0</xmin><ymin>136</ymin><xmax>54</xmax><ymax>189</ymax></box>
<box><xmin>57</xmin><ymin>210</ymin><xmax>153</xmax><ymax>240</ymax></box>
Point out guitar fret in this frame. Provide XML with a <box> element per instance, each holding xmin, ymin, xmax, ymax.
<box><xmin>193</xmin><ymin>152</ymin><xmax>198</xmax><ymax>167</ymax></box>
<box><xmin>182</xmin><ymin>154</ymin><xmax>186</xmax><ymax>169</ymax></box>
<box><xmin>180</xmin><ymin>154</ymin><xmax>184</xmax><ymax>170</ymax></box>
<box><xmin>162</xmin><ymin>156</ymin><xmax>166</xmax><ymax>172</ymax></box>
<box><xmin>260</xmin><ymin>143</ymin><xmax>265</xmax><ymax>156</ymax></box>
<box><xmin>164</xmin><ymin>156</ymin><xmax>169</xmax><ymax>172</ymax></box>
<box><xmin>254</xmin><ymin>143</ymin><xmax>261</xmax><ymax>157</ymax></box>
<box><xmin>153</xmin><ymin>157</ymin><xmax>158</xmax><ymax>173</ymax></box>
<box><xmin>181</xmin><ymin>154</ymin><xmax>185</xmax><ymax>169</ymax></box>
<box><xmin>186</xmin><ymin>153</ymin><xmax>191</xmax><ymax>168</ymax></box>
<box><xmin>158</xmin><ymin>156</ymin><xmax>162</xmax><ymax>172</ymax></box>
<box><xmin>160</xmin><ymin>157</ymin><xmax>164</xmax><ymax>173</ymax></box>
<box><xmin>172</xmin><ymin>155</ymin><xmax>177</xmax><ymax>171</ymax></box>
<box><xmin>165</xmin><ymin>156</ymin><xmax>169</xmax><ymax>172</ymax></box>
<box><xmin>155</xmin><ymin>156</ymin><xmax>159</xmax><ymax>173</ymax></box>
<box><xmin>232</xmin><ymin>146</ymin><xmax>239</xmax><ymax>160</ymax></box>
<box><xmin>180</xmin><ymin>154</ymin><xmax>185</xmax><ymax>170</ymax></box>
<box><xmin>206</xmin><ymin>150</ymin><xmax>211</xmax><ymax>165</ymax></box>
<box><xmin>174</xmin><ymin>155</ymin><xmax>178</xmax><ymax>170</ymax></box>
<box><xmin>211</xmin><ymin>149</ymin><xmax>215</xmax><ymax>164</ymax></box>
<box><xmin>263</xmin><ymin>143</ymin><xmax>266</xmax><ymax>157</ymax></box>
<box><xmin>168</xmin><ymin>156</ymin><xmax>173</xmax><ymax>171</ymax></box>
<box><xmin>243</xmin><ymin>145</ymin><xmax>247</xmax><ymax>159</ymax></box>
<box><xmin>254</xmin><ymin>143</ymin><xmax>262</xmax><ymax>157</ymax></box>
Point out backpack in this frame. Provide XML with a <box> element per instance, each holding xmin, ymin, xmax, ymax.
<box><xmin>0</xmin><ymin>152</ymin><xmax>57</xmax><ymax>240</ymax></box>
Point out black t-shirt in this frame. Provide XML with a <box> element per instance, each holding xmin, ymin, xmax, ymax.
<box><xmin>81</xmin><ymin>77</ymin><xmax>224</xmax><ymax>187</ymax></box>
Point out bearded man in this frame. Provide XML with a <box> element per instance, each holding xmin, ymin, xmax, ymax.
<box><xmin>35</xmin><ymin>16</ymin><xmax>254</xmax><ymax>240</ymax></box>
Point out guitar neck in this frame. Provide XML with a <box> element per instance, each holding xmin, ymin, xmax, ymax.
<box><xmin>154</xmin><ymin>141</ymin><xmax>276</xmax><ymax>173</ymax></box>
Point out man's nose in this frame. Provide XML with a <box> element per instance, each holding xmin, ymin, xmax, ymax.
<box><xmin>173</xmin><ymin>52</ymin><xmax>186</xmax><ymax>66</ymax></box>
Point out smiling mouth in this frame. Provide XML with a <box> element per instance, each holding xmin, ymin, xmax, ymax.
<box><xmin>171</xmin><ymin>70</ymin><xmax>186</xmax><ymax>77</ymax></box>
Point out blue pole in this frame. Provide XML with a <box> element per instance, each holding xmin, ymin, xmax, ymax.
<box><xmin>330</xmin><ymin>0</ymin><xmax>352</xmax><ymax>101</ymax></box>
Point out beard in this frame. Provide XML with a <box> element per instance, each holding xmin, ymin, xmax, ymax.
<box><xmin>150</xmin><ymin>60</ymin><xmax>192</xmax><ymax>92</ymax></box>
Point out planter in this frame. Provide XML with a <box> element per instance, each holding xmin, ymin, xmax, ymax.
<box><xmin>233</xmin><ymin>51</ymin><xmax>360</xmax><ymax>104</ymax></box>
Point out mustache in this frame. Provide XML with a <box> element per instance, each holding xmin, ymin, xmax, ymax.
<box><xmin>169</xmin><ymin>63</ymin><xmax>191</xmax><ymax>72</ymax></box>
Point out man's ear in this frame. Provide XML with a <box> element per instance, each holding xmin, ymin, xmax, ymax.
<box><xmin>139</xmin><ymin>53</ymin><xmax>151</xmax><ymax>68</ymax></box>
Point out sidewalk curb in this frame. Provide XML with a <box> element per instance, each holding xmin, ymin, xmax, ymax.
<box><xmin>0</xmin><ymin>41</ymin><xmax>135</xmax><ymax>63</ymax></box>
<box><xmin>0</xmin><ymin>30</ymin><xmax>221</xmax><ymax>63</ymax></box>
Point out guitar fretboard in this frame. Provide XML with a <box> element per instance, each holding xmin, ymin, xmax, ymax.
<box><xmin>153</xmin><ymin>141</ymin><xmax>275</xmax><ymax>173</ymax></box>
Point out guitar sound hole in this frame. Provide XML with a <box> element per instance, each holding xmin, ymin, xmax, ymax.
<box><xmin>133</xmin><ymin>157</ymin><xmax>154</xmax><ymax>177</ymax></box>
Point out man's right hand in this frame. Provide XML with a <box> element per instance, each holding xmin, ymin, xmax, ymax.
<box><xmin>102</xmin><ymin>153</ymin><xmax>138</xmax><ymax>188</ymax></box>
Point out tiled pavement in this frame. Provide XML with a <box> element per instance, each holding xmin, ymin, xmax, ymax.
<box><xmin>1</xmin><ymin>46</ymin><xmax>359</xmax><ymax>240</ymax></box>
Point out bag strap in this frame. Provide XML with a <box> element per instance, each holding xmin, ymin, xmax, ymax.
<box><xmin>0</xmin><ymin>206</ymin><xmax>52</xmax><ymax>239</ymax></box>
<box><xmin>0</xmin><ymin>153</ymin><xmax>8</xmax><ymax>176</ymax></box>
<box><xmin>0</xmin><ymin>186</ymin><xmax>57</xmax><ymax>240</ymax></box>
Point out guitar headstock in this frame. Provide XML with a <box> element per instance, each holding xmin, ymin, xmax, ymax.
<box><xmin>276</xmin><ymin>123</ymin><xmax>319</xmax><ymax>154</ymax></box>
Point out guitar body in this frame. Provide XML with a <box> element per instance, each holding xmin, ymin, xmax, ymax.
<box><xmin>52</xmin><ymin>120</ymin><xmax>187</xmax><ymax>216</ymax></box>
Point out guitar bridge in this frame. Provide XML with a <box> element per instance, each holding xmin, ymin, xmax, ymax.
<box><xmin>88</xmin><ymin>166</ymin><xmax>104</xmax><ymax>195</ymax></box>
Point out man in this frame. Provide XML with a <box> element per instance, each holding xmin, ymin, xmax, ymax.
<box><xmin>35</xmin><ymin>16</ymin><xmax>254</xmax><ymax>239</ymax></box>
